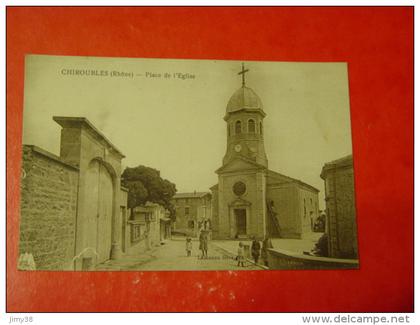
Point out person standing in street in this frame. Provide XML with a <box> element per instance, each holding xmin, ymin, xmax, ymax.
<box><xmin>186</xmin><ymin>237</ymin><xmax>192</xmax><ymax>257</ymax></box>
<box><xmin>237</xmin><ymin>242</ymin><xmax>245</xmax><ymax>267</ymax></box>
<box><xmin>251</xmin><ymin>236</ymin><xmax>261</xmax><ymax>265</ymax></box>
<box><xmin>261</xmin><ymin>235</ymin><xmax>273</xmax><ymax>267</ymax></box>
<box><xmin>199</xmin><ymin>230</ymin><xmax>208</xmax><ymax>259</ymax></box>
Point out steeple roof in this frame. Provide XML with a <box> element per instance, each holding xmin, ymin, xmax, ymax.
<box><xmin>226</xmin><ymin>86</ymin><xmax>264</xmax><ymax>114</ymax></box>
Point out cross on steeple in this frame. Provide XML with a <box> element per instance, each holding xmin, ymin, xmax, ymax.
<box><xmin>238</xmin><ymin>63</ymin><xmax>249</xmax><ymax>87</ymax></box>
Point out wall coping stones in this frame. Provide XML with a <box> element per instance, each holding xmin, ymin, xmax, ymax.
<box><xmin>268</xmin><ymin>248</ymin><xmax>359</xmax><ymax>265</ymax></box>
<box><xmin>24</xmin><ymin>145</ymin><xmax>79</xmax><ymax>171</ymax></box>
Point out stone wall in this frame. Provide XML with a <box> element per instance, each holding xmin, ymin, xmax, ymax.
<box><xmin>298</xmin><ymin>187</ymin><xmax>320</xmax><ymax>237</ymax></box>
<box><xmin>19</xmin><ymin>145</ymin><xmax>79</xmax><ymax>270</ymax></box>
<box><xmin>266</xmin><ymin>172</ymin><xmax>319</xmax><ymax>239</ymax></box>
<box><xmin>267</xmin><ymin>248</ymin><xmax>359</xmax><ymax>270</ymax></box>
<box><xmin>267</xmin><ymin>185</ymin><xmax>300</xmax><ymax>238</ymax></box>
<box><xmin>322</xmin><ymin>156</ymin><xmax>358</xmax><ymax>258</ymax></box>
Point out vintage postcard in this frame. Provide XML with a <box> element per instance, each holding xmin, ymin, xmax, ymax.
<box><xmin>19</xmin><ymin>55</ymin><xmax>358</xmax><ymax>271</ymax></box>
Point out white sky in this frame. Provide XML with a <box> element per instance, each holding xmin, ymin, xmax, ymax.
<box><xmin>23</xmin><ymin>55</ymin><xmax>353</xmax><ymax>210</ymax></box>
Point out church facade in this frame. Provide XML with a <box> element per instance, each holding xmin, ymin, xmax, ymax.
<box><xmin>211</xmin><ymin>65</ymin><xmax>320</xmax><ymax>240</ymax></box>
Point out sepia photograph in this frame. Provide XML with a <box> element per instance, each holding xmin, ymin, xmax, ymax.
<box><xmin>18</xmin><ymin>55</ymin><xmax>359</xmax><ymax>271</ymax></box>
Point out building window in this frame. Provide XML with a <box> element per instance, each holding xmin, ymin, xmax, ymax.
<box><xmin>248</xmin><ymin>119</ymin><xmax>256</xmax><ymax>133</ymax></box>
<box><xmin>185</xmin><ymin>207</ymin><xmax>190</xmax><ymax>215</ymax></box>
<box><xmin>303</xmin><ymin>199</ymin><xmax>306</xmax><ymax>218</ymax></box>
<box><xmin>260</xmin><ymin>122</ymin><xmax>263</xmax><ymax>135</ymax></box>
<box><xmin>227</xmin><ymin>124</ymin><xmax>230</xmax><ymax>136</ymax></box>
<box><xmin>233</xmin><ymin>181</ymin><xmax>246</xmax><ymax>196</ymax></box>
<box><xmin>130</xmin><ymin>223</ymin><xmax>144</xmax><ymax>243</ymax></box>
<box><xmin>185</xmin><ymin>198</ymin><xmax>189</xmax><ymax>204</ymax></box>
<box><xmin>235</xmin><ymin>120</ymin><xmax>242</xmax><ymax>134</ymax></box>
<box><xmin>188</xmin><ymin>220</ymin><xmax>194</xmax><ymax>229</ymax></box>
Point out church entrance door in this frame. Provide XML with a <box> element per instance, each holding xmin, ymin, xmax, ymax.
<box><xmin>234</xmin><ymin>209</ymin><xmax>247</xmax><ymax>236</ymax></box>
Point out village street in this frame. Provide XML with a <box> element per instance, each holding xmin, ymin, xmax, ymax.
<box><xmin>97</xmin><ymin>237</ymin><xmax>261</xmax><ymax>271</ymax></box>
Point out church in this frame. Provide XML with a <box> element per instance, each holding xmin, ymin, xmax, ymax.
<box><xmin>211</xmin><ymin>64</ymin><xmax>320</xmax><ymax>240</ymax></box>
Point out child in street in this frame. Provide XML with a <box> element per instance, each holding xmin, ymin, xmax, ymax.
<box><xmin>186</xmin><ymin>237</ymin><xmax>192</xmax><ymax>257</ymax></box>
<box><xmin>237</xmin><ymin>242</ymin><xmax>245</xmax><ymax>267</ymax></box>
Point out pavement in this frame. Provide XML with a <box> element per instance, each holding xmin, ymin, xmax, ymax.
<box><xmin>96</xmin><ymin>249</ymin><xmax>158</xmax><ymax>271</ymax></box>
<box><xmin>96</xmin><ymin>237</ymin><xmax>261</xmax><ymax>271</ymax></box>
<box><xmin>211</xmin><ymin>232</ymin><xmax>323</xmax><ymax>265</ymax></box>
<box><xmin>273</xmin><ymin>232</ymin><xmax>323</xmax><ymax>253</ymax></box>
<box><xmin>274</xmin><ymin>232</ymin><xmax>323</xmax><ymax>253</ymax></box>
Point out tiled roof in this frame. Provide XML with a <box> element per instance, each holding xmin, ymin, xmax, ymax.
<box><xmin>323</xmin><ymin>155</ymin><xmax>353</xmax><ymax>167</ymax></box>
<box><xmin>267</xmin><ymin>169</ymin><xmax>319</xmax><ymax>193</ymax></box>
<box><xmin>320</xmin><ymin>155</ymin><xmax>353</xmax><ymax>179</ymax></box>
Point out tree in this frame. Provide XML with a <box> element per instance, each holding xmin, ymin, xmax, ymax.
<box><xmin>125</xmin><ymin>180</ymin><xmax>148</xmax><ymax>210</ymax></box>
<box><xmin>121</xmin><ymin>165</ymin><xmax>177</xmax><ymax>220</ymax></box>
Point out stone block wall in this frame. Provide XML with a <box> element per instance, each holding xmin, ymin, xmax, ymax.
<box><xmin>19</xmin><ymin>145</ymin><xmax>79</xmax><ymax>270</ymax></box>
<box><xmin>325</xmin><ymin>165</ymin><xmax>358</xmax><ymax>258</ymax></box>
<box><xmin>267</xmin><ymin>248</ymin><xmax>359</xmax><ymax>270</ymax></box>
<box><xmin>267</xmin><ymin>185</ymin><xmax>300</xmax><ymax>238</ymax></box>
<box><xmin>298</xmin><ymin>187</ymin><xmax>320</xmax><ymax>237</ymax></box>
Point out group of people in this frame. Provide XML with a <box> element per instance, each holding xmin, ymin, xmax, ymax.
<box><xmin>185</xmin><ymin>232</ymin><xmax>273</xmax><ymax>267</ymax></box>
<box><xmin>237</xmin><ymin>236</ymin><xmax>273</xmax><ymax>267</ymax></box>
<box><xmin>185</xmin><ymin>229</ymin><xmax>209</xmax><ymax>259</ymax></box>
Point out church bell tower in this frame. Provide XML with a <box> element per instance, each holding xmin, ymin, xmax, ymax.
<box><xmin>223</xmin><ymin>63</ymin><xmax>268</xmax><ymax>168</ymax></box>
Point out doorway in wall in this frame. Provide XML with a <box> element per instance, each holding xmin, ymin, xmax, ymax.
<box><xmin>234</xmin><ymin>208</ymin><xmax>247</xmax><ymax>236</ymax></box>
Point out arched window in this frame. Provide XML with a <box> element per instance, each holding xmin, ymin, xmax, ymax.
<box><xmin>235</xmin><ymin>120</ymin><xmax>242</xmax><ymax>134</ymax></box>
<box><xmin>260</xmin><ymin>122</ymin><xmax>263</xmax><ymax>135</ymax></box>
<box><xmin>248</xmin><ymin>119</ymin><xmax>256</xmax><ymax>133</ymax></box>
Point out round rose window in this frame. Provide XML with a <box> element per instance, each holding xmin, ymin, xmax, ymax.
<box><xmin>233</xmin><ymin>181</ymin><xmax>246</xmax><ymax>196</ymax></box>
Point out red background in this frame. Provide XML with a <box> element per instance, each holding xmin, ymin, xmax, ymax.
<box><xmin>6</xmin><ymin>7</ymin><xmax>414</xmax><ymax>312</ymax></box>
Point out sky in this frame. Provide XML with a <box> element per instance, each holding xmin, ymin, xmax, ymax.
<box><xmin>23</xmin><ymin>55</ymin><xmax>353</xmax><ymax>210</ymax></box>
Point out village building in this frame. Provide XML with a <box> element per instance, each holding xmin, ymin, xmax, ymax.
<box><xmin>125</xmin><ymin>203</ymin><xmax>171</xmax><ymax>255</ymax></box>
<box><xmin>20</xmin><ymin>117</ymin><xmax>129</xmax><ymax>270</ymax></box>
<box><xmin>321</xmin><ymin>155</ymin><xmax>358</xmax><ymax>259</ymax></box>
<box><xmin>171</xmin><ymin>192</ymin><xmax>212</xmax><ymax>237</ymax></box>
<box><xmin>211</xmin><ymin>66</ymin><xmax>320</xmax><ymax>240</ymax></box>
